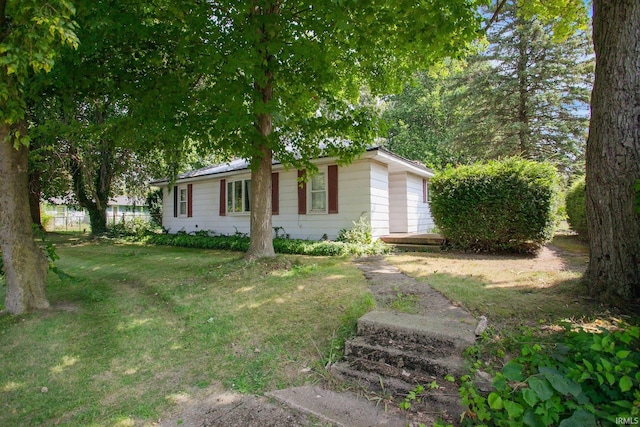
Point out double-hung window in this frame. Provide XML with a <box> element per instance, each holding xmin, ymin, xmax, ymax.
<box><xmin>227</xmin><ymin>179</ymin><xmax>251</xmax><ymax>213</ymax></box>
<box><xmin>178</xmin><ymin>187</ymin><xmax>188</xmax><ymax>216</ymax></box>
<box><xmin>310</xmin><ymin>172</ymin><xmax>327</xmax><ymax>212</ymax></box>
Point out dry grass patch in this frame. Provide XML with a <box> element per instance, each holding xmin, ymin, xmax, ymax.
<box><xmin>387</xmin><ymin>236</ymin><xmax>598</xmax><ymax>325</ymax></box>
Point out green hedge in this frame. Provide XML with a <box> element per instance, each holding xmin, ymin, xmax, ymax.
<box><xmin>565</xmin><ymin>177</ymin><xmax>588</xmax><ymax>240</ymax></box>
<box><xmin>430</xmin><ymin>158</ymin><xmax>562</xmax><ymax>253</ymax></box>
<box><xmin>143</xmin><ymin>233</ymin><xmax>390</xmax><ymax>257</ymax></box>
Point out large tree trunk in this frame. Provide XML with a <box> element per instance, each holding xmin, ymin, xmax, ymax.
<box><xmin>0</xmin><ymin>123</ymin><xmax>49</xmax><ymax>314</ymax></box>
<box><xmin>245</xmin><ymin>1</ymin><xmax>277</xmax><ymax>260</ymax></box>
<box><xmin>246</xmin><ymin>143</ymin><xmax>275</xmax><ymax>259</ymax></box>
<box><xmin>584</xmin><ymin>0</ymin><xmax>640</xmax><ymax>301</ymax></box>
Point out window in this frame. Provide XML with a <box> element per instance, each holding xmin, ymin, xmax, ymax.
<box><xmin>227</xmin><ymin>179</ymin><xmax>251</xmax><ymax>213</ymax></box>
<box><xmin>310</xmin><ymin>172</ymin><xmax>326</xmax><ymax>212</ymax></box>
<box><xmin>423</xmin><ymin>179</ymin><xmax>431</xmax><ymax>203</ymax></box>
<box><xmin>179</xmin><ymin>187</ymin><xmax>188</xmax><ymax>215</ymax></box>
<box><xmin>298</xmin><ymin>165</ymin><xmax>338</xmax><ymax>215</ymax></box>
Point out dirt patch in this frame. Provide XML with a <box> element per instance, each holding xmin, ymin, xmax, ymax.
<box><xmin>155</xmin><ymin>389</ymin><xmax>327</xmax><ymax>427</ymax></box>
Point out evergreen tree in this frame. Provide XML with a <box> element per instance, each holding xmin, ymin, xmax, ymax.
<box><xmin>447</xmin><ymin>1</ymin><xmax>593</xmax><ymax>174</ymax></box>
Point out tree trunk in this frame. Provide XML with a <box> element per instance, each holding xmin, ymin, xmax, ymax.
<box><xmin>0</xmin><ymin>123</ymin><xmax>49</xmax><ymax>314</ymax></box>
<box><xmin>584</xmin><ymin>0</ymin><xmax>640</xmax><ymax>302</ymax></box>
<box><xmin>68</xmin><ymin>142</ymin><xmax>111</xmax><ymax>235</ymax></box>
<box><xmin>87</xmin><ymin>204</ymin><xmax>108</xmax><ymax>235</ymax></box>
<box><xmin>246</xmin><ymin>143</ymin><xmax>275</xmax><ymax>259</ymax></box>
<box><xmin>245</xmin><ymin>1</ymin><xmax>278</xmax><ymax>260</ymax></box>
<box><xmin>516</xmin><ymin>13</ymin><xmax>531</xmax><ymax>157</ymax></box>
<box><xmin>29</xmin><ymin>170</ymin><xmax>43</xmax><ymax>230</ymax></box>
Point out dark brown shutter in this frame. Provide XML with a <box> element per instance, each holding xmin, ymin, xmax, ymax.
<box><xmin>173</xmin><ymin>186</ymin><xmax>178</xmax><ymax>217</ymax></box>
<box><xmin>297</xmin><ymin>169</ymin><xmax>306</xmax><ymax>214</ymax></box>
<box><xmin>187</xmin><ymin>184</ymin><xmax>193</xmax><ymax>217</ymax></box>
<box><xmin>328</xmin><ymin>165</ymin><xmax>338</xmax><ymax>214</ymax></box>
<box><xmin>271</xmin><ymin>173</ymin><xmax>279</xmax><ymax>215</ymax></box>
<box><xmin>219</xmin><ymin>179</ymin><xmax>226</xmax><ymax>216</ymax></box>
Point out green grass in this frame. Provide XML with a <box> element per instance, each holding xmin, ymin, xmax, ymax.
<box><xmin>387</xmin><ymin>235</ymin><xmax>601</xmax><ymax>326</ymax></box>
<box><xmin>0</xmin><ymin>234</ymin><xmax>374</xmax><ymax>426</ymax></box>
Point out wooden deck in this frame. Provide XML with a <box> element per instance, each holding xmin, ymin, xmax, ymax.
<box><xmin>379</xmin><ymin>233</ymin><xmax>444</xmax><ymax>246</ymax></box>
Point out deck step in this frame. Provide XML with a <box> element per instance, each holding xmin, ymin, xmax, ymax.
<box><xmin>380</xmin><ymin>233</ymin><xmax>444</xmax><ymax>245</ymax></box>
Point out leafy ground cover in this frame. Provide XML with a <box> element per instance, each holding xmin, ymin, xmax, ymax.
<box><xmin>0</xmin><ymin>233</ymin><xmax>373</xmax><ymax>426</ymax></box>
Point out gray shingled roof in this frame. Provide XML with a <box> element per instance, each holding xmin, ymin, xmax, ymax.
<box><xmin>151</xmin><ymin>146</ymin><xmax>432</xmax><ymax>184</ymax></box>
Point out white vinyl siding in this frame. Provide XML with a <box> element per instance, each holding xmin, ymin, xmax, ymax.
<box><xmin>389</xmin><ymin>173</ymin><xmax>408</xmax><ymax>233</ymax></box>
<box><xmin>160</xmin><ymin>153</ymin><xmax>433</xmax><ymax>240</ymax></box>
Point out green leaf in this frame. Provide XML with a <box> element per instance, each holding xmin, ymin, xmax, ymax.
<box><xmin>503</xmin><ymin>361</ymin><xmax>524</xmax><ymax>381</ymax></box>
<box><xmin>616</xmin><ymin>350</ymin><xmax>631</xmax><ymax>359</ymax></box>
<box><xmin>619</xmin><ymin>375</ymin><xmax>633</xmax><ymax>393</ymax></box>
<box><xmin>488</xmin><ymin>392</ymin><xmax>504</xmax><ymax>410</ymax></box>
<box><xmin>540</xmin><ymin>367</ymin><xmax>582</xmax><ymax>397</ymax></box>
<box><xmin>504</xmin><ymin>400</ymin><xmax>524</xmax><ymax>418</ymax></box>
<box><xmin>529</xmin><ymin>377</ymin><xmax>554</xmax><ymax>401</ymax></box>
<box><xmin>558</xmin><ymin>409</ymin><xmax>597</xmax><ymax>427</ymax></box>
<box><xmin>524</xmin><ymin>409</ymin><xmax>546</xmax><ymax>427</ymax></box>
<box><xmin>582</xmin><ymin>358</ymin><xmax>594</xmax><ymax>373</ymax></box>
<box><xmin>605</xmin><ymin>372</ymin><xmax>616</xmax><ymax>385</ymax></box>
<box><xmin>493</xmin><ymin>373</ymin><xmax>507</xmax><ymax>391</ymax></box>
<box><xmin>600</xmin><ymin>357</ymin><xmax>613</xmax><ymax>371</ymax></box>
<box><xmin>613</xmin><ymin>399</ymin><xmax>634</xmax><ymax>409</ymax></box>
<box><xmin>522</xmin><ymin>388</ymin><xmax>539</xmax><ymax>407</ymax></box>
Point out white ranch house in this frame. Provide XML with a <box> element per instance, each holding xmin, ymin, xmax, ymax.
<box><xmin>154</xmin><ymin>147</ymin><xmax>435</xmax><ymax>241</ymax></box>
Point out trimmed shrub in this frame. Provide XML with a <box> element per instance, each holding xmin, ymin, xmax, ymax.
<box><xmin>430</xmin><ymin>158</ymin><xmax>562</xmax><ymax>253</ymax></box>
<box><xmin>565</xmin><ymin>177</ymin><xmax>588</xmax><ymax>240</ymax></box>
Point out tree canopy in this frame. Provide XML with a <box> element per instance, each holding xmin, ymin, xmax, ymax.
<box><xmin>190</xmin><ymin>0</ymin><xmax>487</xmax><ymax>258</ymax></box>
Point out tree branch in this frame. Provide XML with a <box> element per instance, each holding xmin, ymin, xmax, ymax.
<box><xmin>483</xmin><ymin>0</ymin><xmax>509</xmax><ymax>32</ymax></box>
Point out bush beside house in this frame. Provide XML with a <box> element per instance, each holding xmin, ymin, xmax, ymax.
<box><xmin>430</xmin><ymin>158</ymin><xmax>562</xmax><ymax>253</ymax></box>
<box><xmin>565</xmin><ymin>177</ymin><xmax>588</xmax><ymax>240</ymax></box>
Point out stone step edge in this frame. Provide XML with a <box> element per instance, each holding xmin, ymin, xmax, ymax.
<box><xmin>345</xmin><ymin>338</ymin><xmax>467</xmax><ymax>378</ymax></box>
<box><xmin>266</xmin><ymin>385</ymin><xmax>408</xmax><ymax>427</ymax></box>
<box><xmin>357</xmin><ymin>311</ymin><xmax>476</xmax><ymax>349</ymax></box>
<box><xmin>330</xmin><ymin>362</ymin><xmax>463</xmax><ymax>420</ymax></box>
<box><xmin>348</xmin><ymin>334</ymin><xmax>461</xmax><ymax>358</ymax></box>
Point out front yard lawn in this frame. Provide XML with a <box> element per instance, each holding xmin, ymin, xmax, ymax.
<box><xmin>0</xmin><ymin>234</ymin><xmax>373</xmax><ymax>426</ymax></box>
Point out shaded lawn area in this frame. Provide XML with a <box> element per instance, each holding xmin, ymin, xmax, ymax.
<box><xmin>0</xmin><ymin>234</ymin><xmax>373</xmax><ymax>426</ymax></box>
<box><xmin>386</xmin><ymin>235</ymin><xmax>613</xmax><ymax>327</ymax></box>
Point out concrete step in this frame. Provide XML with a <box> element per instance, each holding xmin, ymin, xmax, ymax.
<box><xmin>267</xmin><ymin>385</ymin><xmax>408</xmax><ymax>427</ymax></box>
<box><xmin>345</xmin><ymin>336</ymin><xmax>467</xmax><ymax>378</ymax></box>
<box><xmin>330</xmin><ymin>362</ymin><xmax>463</xmax><ymax>423</ymax></box>
<box><xmin>356</xmin><ymin>311</ymin><xmax>476</xmax><ymax>355</ymax></box>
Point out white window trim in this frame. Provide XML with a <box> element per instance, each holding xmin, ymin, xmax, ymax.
<box><xmin>308</xmin><ymin>167</ymin><xmax>328</xmax><ymax>214</ymax></box>
<box><xmin>227</xmin><ymin>177</ymin><xmax>252</xmax><ymax>215</ymax></box>
<box><xmin>178</xmin><ymin>186</ymin><xmax>188</xmax><ymax>217</ymax></box>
